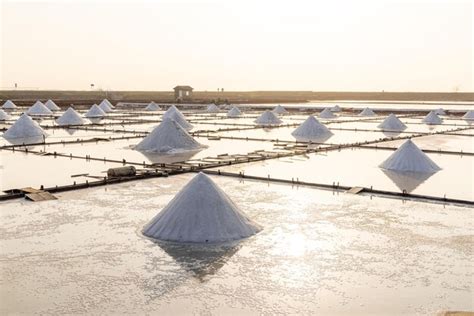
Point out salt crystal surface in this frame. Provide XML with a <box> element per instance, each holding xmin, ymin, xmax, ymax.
<box><xmin>99</xmin><ymin>100</ymin><xmax>113</xmax><ymax>113</ymax></box>
<box><xmin>255</xmin><ymin>110</ymin><xmax>282</xmax><ymax>125</ymax></box>
<box><xmin>462</xmin><ymin>110</ymin><xmax>474</xmax><ymax>120</ymax></box>
<box><xmin>377</xmin><ymin>113</ymin><xmax>407</xmax><ymax>131</ymax></box>
<box><xmin>359</xmin><ymin>107</ymin><xmax>376</xmax><ymax>116</ymax></box>
<box><xmin>44</xmin><ymin>99</ymin><xmax>60</xmax><ymax>111</ymax></box>
<box><xmin>145</xmin><ymin>101</ymin><xmax>161</xmax><ymax>111</ymax></box>
<box><xmin>3</xmin><ymin>113</ymin><xmax>47</xmax><ymax>139</ymax></box>
<box><xmin>422</xmin><ymin>111</ymin><xmax>442</xmax><ymax>125</ymax></box>
<box><xmin>2</xmin><ymin>100</ymin><xmax>16</xmax><ymax>109</ymax></box>
<box><xmin>272</xmin><ymin>105</ymin><xmax>287</xmax><ymax>114</ymax></box>
<box><xmin>331</xmin><ymin>105</ymin><xmax>341</xmax><ymax>112</ymax></box>
<box><xmin>85</xmin><ymin>104</ymin><xmax>106</xmax><ymax>118</ymax></box>
<box><xmin>56</xmin><ymin>107</ymin><xmax>84</xmax><ymax>126</ymax></box>
<box><xmin>163</xmin><ymin>105</ymin><xmax>193</xmax><ymax>130</ymax></box>
<box><xmin>227</xmin><ymin>106</ymin><xmax>242</xmax><ymax>117</ymax></box>
<box><xmin>0</xmin><ymin>109</ymin><xmax>11</xmax><ymax>120</ymax></box>
<box><xmin>319</xmin><ymin>108</ymin><xmax>336</xmax><ymax>118</ymax></box>
<box><xmin>27</xmin><ymin>101</ymin><xmax>53</xmax><ymax>116</ymax></box>
<box><xmin>207</xmin><ymin>104</ymin><xmax>219</xmax><ymax>113</ymax></box>
<box><xmin>291</xmin><ymin>115</ymin><xmax>332</xmax><ymax>141</ymax></box>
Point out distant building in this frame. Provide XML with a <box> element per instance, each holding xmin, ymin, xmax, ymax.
<box><xmin>174</xmin><ymin>85</ymin><xmax>193</xmax><ymax>100</ymax></box>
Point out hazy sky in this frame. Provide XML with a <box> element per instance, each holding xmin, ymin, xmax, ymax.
<box><xmin>1</xmin><ymin>0</ymin><xmax>472</xmax><ymax>91</ymax></box>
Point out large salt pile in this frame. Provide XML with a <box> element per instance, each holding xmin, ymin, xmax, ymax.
<box><xmin>0</xmin><ymin>109</ymin><xmax>11</xmax><ymax>120</ymax></box>
<box><xmin>434</xmin><ymin>108</ymin><xmax>446</xmax><ymax>115</ymax></box>
<box><xmin>359</xmin><ymin>107</ymin><xmax>376</xmax><ymax>116</ymax></box>
<box><xmin>207</xmin><ymin>104</ymin><xmax>219</xmax><ymax>113</ymax></box>
<box><xmin>377</xmin><ymin>113</ymin><xmax>407</xmax><ymax>131</ymax></box>
<box><xmin>331</xmin><ymin>105</ymin><xmax>341</xmax><ymax>112</ymax></box>
<box><xmin>145</xmin><ymin>101</ymin><xmax>161</xmax><ymax>111</ymax></box>
<box><xmin>44</xmin><ymin>99</ymin><xmax>60</xmax><ymax>111</ymax></box>
<box><xmin>99</xmin><ymin>100</ymin><xmax>113</xmax><ymax>113</ymax></box>
<box><xmin>135</xmin><ymin>118</ymin><xmax>203</xmax><ymax>153</ymax></box>
<box><xmin>3</xmin><ymin>113</ymin><xmax>47</xmax><ymax>139</ymax></box>
<box><xmin>27</xmin><ymin>101</ymin><xmax>53</xmax><ymax>116</ymax></box>
<box><xmin>319</xmin><ymin>108</ymin><xmax>336</xmax><ymax>119</ymax></box>
<box><xmin>272</xmin><ymin>105</ymin><xmax>287</xmax><ymax>114</ymax></box>
<box><xmin>422</xmin><ymin>111</ymin><xmax>442</xmax><ymax>125</ymax></box>
<box><xmin>292</xmin><ymin>116</ymin><xmax>332</xmax><ymax>141</ymax></box>
<box><xmin>56</xmin><ymin>107</ymin><xmax>84</xmax><ymax>126</ymax></box>
<box><xmin>255</xmin><ymin>110</ymin><xmax>282</xmax><ymax>125</ymax></box>
<box><xmin>462</xmin><ymin>110</ymin><xmax>474</xmax><ymax>120</ymax></box>
<box><xmin>142</xmin><ymin>172</ymin><xmax>261</xmax><ymax>243</ymax></box>
<box><xmin>379</xmin><ymin>139</ymin><xmax>440</xmax><ymax>173</ymax></box>
<box><xmin>85</xmin><ymin>104</ymin><xmax>106</xmax><ymax>118</ymax></box>
<box><xmin>227</xmin><ymin>106</ymin><xmax>242</xmax><ymax>117</ymax></box>
<box><xmin>163</xmin><ymin>105</ymin><xmax>193</xmax><ymax>130</ymax></box>
<box><xmin>2</xmin><ymin>100</ymin><xmax>16</xmax><ymax>109</ymax></box>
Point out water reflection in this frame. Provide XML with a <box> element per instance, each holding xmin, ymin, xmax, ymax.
<box><xmin>293</xmin><ymin>133</ymin><xmax>333</xmax><ymax>143</ymax></box>
<box><xmin>88</xmin><ymin>117</ymin><xmax>104</xmax><ymax>124</ymax></box>
<box><xmin>137</xmin><ymin>149</ymin><xmax>200</xmax><ymax>164</ymax></box>
<box><xmin>382</xmin><ymin>131</ymin><xmax>402</xmax><ymax>138</ymax></box>
<box><xmin>4</xmin><ymin>135</ymin><xmax>46</xmax><ymax>145</ymax></box>
<box><xmin>381</xmin><ymin>169</ymin><xmax>435</xmax><ymax>193</ymax></box>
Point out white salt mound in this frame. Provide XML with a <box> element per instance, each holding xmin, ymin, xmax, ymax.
<box><xmin>378</xmin><ymin>113</ymin><xmax>407</xmax><ymax>131</ymax></box>
<box><xmin>135</xmin><ymin>118</ymin><xmax>203</xmax><ymax>153</ymax></box>
<box><xmin>379</xmin><ymin>139</ymin><xmax>440</xmax><ymax>173</ymax></box>
<box><xmin>359</xmin><ymin>107</ymin><xmax>376</xmax><ymax>116</ymax></box>
<box><xmin>272</xmin><ymin>105</ymin><xmax>287</xmax><ymax>114</ymax></box>
<box><xmin>44</xmin><ymin>99</ymin><xmax>60</xmax><ymax>111</ymax></box>
<box><xmin>319</xmin><ymin>108</ymin><xmax>336</xmax><ymax>119</ymax></box>
<box><xmin>227</xmin><ymin>106</ymin><xmax>242</xmax><ymax>117</ymax></box>
<box><xmin>0</xmin><ymin>109</ymin><xmax>11</xmax><ymax>120</ymax></box>
<box><xmin>462</xmin><ymin>110</ymin><xmax>474</xmax><ymax>120</ymax></box>
<box><xmin>2</xmin><ymin>100</ymin><xmax>16</xmax><ymax>109</ymax></box>
<box><xmin>292</xmin><ymin>116</ymin><xmax>332</xmax><ymax>139</ymax></box>
<box><xmin>4</xmin><ymin>113</ymin><xmax>47</xmax><ymax>139</ymax></box>
<box><xmin>27</xmin><ymin>101</ymin><xmax>53</xmax><ymax>116</ymax></box>
<box><xmin>331</xmin><ymin>105</ymin><xmax>341</xmax><ymax>112</ymax></box>
<box><xmin>422</xmin><ymin>111</ymin><xmax>442</xmax><ymax>125</ymax></box>
<box><xmin>434</xmin><ymin>108</ymin><xmax>446</xmax><ymax>115</ymax></box>
<box><xmin>207</xmin><ymin>104</ymin><xmax>219</xmax><ymax>113</ymax></box>
<box><xmin>85</xmin><ymin>104</ymin><xmax>106</xmax><ymax>118</ymax></box>
<box><xmin>142</xmin><ymin>172</ymin><xmax>261</xmax><ymax>243</ymax></box>
<box><xmin>101</xmin><ymin>99</ymin><xmax>115</xmax><ymax>109</ymax></box>
<box><xmin>163</xmin><ymin>105</ymin><xmax>193</xmax><ymax>130</ymax></box>
<box><xmin>255</xmin><ymin>110</ymin><xmax>282</xmax><ymax>125</ymax></box>
<box><xmin>56</xmin><ymin>107</ymin><xmax>84</xmax><ymax>126</ymax></box>
<box><xmin>145</xmin><ymin>102</ymin><xmax>161</xmax><ymax>111</ymax></box>
<box><xmin>99</xmin><ymin>100</ymin><xmax>113</xmax><ymax>113</ymax></box>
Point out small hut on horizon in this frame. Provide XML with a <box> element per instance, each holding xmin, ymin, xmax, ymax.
<box><xmin>174</xmin><ymin>85</ymin><xmax>193</xmax><ymax>101</ymax></box>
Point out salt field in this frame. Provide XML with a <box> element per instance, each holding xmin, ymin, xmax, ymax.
<box><xmin>1</xmin><ymin>101</ymin><xmax>473</xmax><ymax>314</ymax></box>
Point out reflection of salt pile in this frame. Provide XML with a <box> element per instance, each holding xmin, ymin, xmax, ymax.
<box><xmin>163</xmin><ymin>105</ymin><xmax>193</xmax><ymax>130</ymax></box>
<box><xmin>145</xmin><ymin>101</ymin><xmax>161</xmax><ymax>111</ymax></box>
<box><xmin>292</xmin><ymin>116</ymin><xmax>332</xmax><ymax>141</ymax></box>
<box><xmin>359</xmin><ymin>107</ymin><xmax>375</xmax><ymax>116</ymax></box>
<box><xmin>227</xmin><ymin>106</ymin><xmax>242</xmax><ymax>117</ymax></box>
<box><xmin>27</xmin><ymin>101</ymin><xmax>53</xmax><ymax>116</ymax></box>
<box><xmin>255</xmin><ymin>110</ymin><xmax>282</xmax><ymax>125</ymax></box>
<box><xmin>207</xmin><ymin>104</ymin><xmax>219</xmax><ymax>113</ymax></box>
<box><xmin>56</xmin><ymin>107</ymin><xmax>84</xmax><ymax>126</ymax></box>
<box><xmin>382</xmin><ymin>169</ymin><xmax>435</xmax><ymax>193</ymax></box>
<box><xmin>434</xmin><ymin>108</ymin><xmax>446</xmax><ymax>115</ymax></box>
<box><xmin>331</xmin><ymin>105</ymin><xmax>341</xmax><ymax>112</ymax></box>
<box><xmin>4</xmin><ymin>113</ymin><xmax>47</xmax><ymax>139</ymax></box>
<box><xmin>319</xmin><ymin>108</ymin><xmax>336</xmax><ymax>119</ymax></box>
<box><xmin>378</xmin><ymin>113</ymin><xmax>406</xmax><ymax>131</ymax></box>
<box><xmin>272</xmin><ymin>105</ymin><xmax>287</xmax><ymax>114</ymax></box>
<box><xmin>422</xmin><ymin>111</ymin><xmax>442</xmax><ymax>125</ymax></box>
<box><xmin>463</xmin><ymin>110</ymin><xmax>474</xmax><ymax>120</ymax></box>
<box><xmin>85</xmin><ymin>104</ymin><xmax>106</xmax><ymax>118</ymax></box>
<box><xmin>99</xmin><ymin>100</ymin><xmax>113</xmax><ymax>113</ymax></box>
<box><xmin>44</xmin><ymin>99</ymin><xmax>60</xmax><ymax>111</ymax></box>
<box><xmin>0</xmin><ymin>110</ymin><xmax>11</xmax><ymax>120</ymax></box>
<box><xmin>2</xmin><ymin>100</ymin><xmax>17</xmax><ymax>109</ymax></box>
<box><xmin>135</xmin><ymin>118</ymin><xmax>203</xmax><ymax>153</ymax></box>
<box><xmin>143</xmin><ymin>172</ymin><xmax>261</xmax><ymax>243</ymax></box>
<box><xmin>379</xmin><ymin>139</ymin><xmax>440</xmax><ymax>173</ymax></box>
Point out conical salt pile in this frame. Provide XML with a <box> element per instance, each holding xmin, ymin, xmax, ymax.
<box><xmin>377</xmin><ymin>113</ymin><xmax>406</xmax><ymax>131</ymax></box>
<box><xmin>85</xmin><ymin>104</ymin><xmax>106</xmax><ymax>118</ymax></box>
<box><xmin>255</xmin><ymin>110</ymin><xmax>282</xmax><ymax>125</ymax></box>
<box><xmin>163</xmin><ymin>105</ymin><xmax>193</xmax><ymax>130</ymax></box>
<box><xmin>0</xmin><ymin>109</ymin><xmax>11</xmax><ymax>120</ymax></box>
<box><xmin>331</xmin><ymin>105</ymin><xmax>341</xmax><ymax>112</ymax></box>
<box><xmin>422</xmin><ymin>111</ymin><xmax>442</xmax><ymax>125</ymax></box>
<box><xmin>207</xmin><ymin>104</ymin><xmax>219</xmax><ymax>113</ymax></box>
<box><xmin>292</xmin><ymin>116</ymin><xmax>332</xmax><ymax>140</ymax></box>
<box><xmin>44</xmin><ymin>99</ymin><xmax>60</xmax><ymax>111</ymax></box>
<box><xmin>27</xmin><ymin>101</ymin><xmax>53</xmax><ymax>116</ymax></box>
<box><xmin>101</xmin><ymin>99</ymin><xmax>115</xmax><ymax>109</ymax></box>
<box><xmin>135</xmin><ymin>118</ymin><xmax>202</xmax><ymax>153</ymax></box>
<box><xmin>99</xmin><ymin>100</ymin><xmax>113</xmax><ymax>113</ymax></box>
<box><xmin>319</xmin><ymin>108</ymin><xmax>336</xmax><ymax>119</ymax></box>
<box><xmin>379</xmin><ymin>139</ymin><xmax>440</xmax><ymax>173</ymax></box>
<box><xmin>462</xmin><ymin>110</ymin><xmax>474</xmax><ymax>120</ymax></box>
<box><xmin>56</xmin><ymin>107</ymin><xmax>84</xmax><ymax>126</ymax></box>
<box><xmin>359</xmin><ymin>107</ymin><xmax>376</xmax><ymax>116</ymax></box>
<box><xmin>142</xmin><ymin>172</ymin><xmax>261</xmax><ymax>243</ymax></box>
<box><xmin>227</xmin><ymin>106</ymin><xmax>242</xmax><ymax>117</ymax></box>
<box><xmin>3</xmin><ymin>113</ymin><xmax>47</xmax><ymax>139</ymax></box>
<box><xmin>434</xmin><ymin>108</ymin><xmax>446</xmax><ymax>115</ymax></box>
<box><xmin>272</xmin><ymin>105</ymin><xmax>287</xmax><ymax>114</ymax></box>
<box><xmin>2</xmin><ymin>100</ymin><xmax>16</xmax><ymax>109</ymax></box>
<box><xmin>145</xmin><ymin>101</ymin><xmax>161</xmax><ymax>111</ymax></box>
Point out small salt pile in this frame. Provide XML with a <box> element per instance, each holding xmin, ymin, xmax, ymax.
<box><xmin>101</xmin><ymin>99</ymin><xmax>115</xmax><ymax>109</ymax></box>
<box><xmin>207</xmin><ymin>104</ymin><xmax>219</xmax><ymax>113</ymax></box>
<box><xmin>145</xmin><ymin>101</ymin><xmax>161</xmax><ymax>111</ymax></box>
<box><xmin>227</xmin><ymin>106</ymin><xmax>242</xmax><ymax>118</ymax></box>
<box><xmin>377</xmin><ymin>113</ymin><xmax>407</xmax><ymax>131</ymax></box>
<box><xmin>422</xmin><ymin>111</ymin><xmax>442</xmax><ymax>125</ymax></box>
<box><xmin>135</xmin><ymin>118</ymin><xmax>203</xmax><ymax>153</ymax></box>
<box><xmin>163</xmin><ymin>105</ymin><xmax>193</xmax><ymax>130</ymax></box>
<box><xmin>85</xmin><ymin>104</ymin><xmax>106</xmax><ymax>118</ymax></box>
<box><xmin>99</xmin><ymin>100</ymin><xmax>113</xmax><ymax>113</ymax></box>
<box><xmin>2</xmin><ymin>100</ymin><xmax>16</xmax><ymax>109</ymax></box>
<box><xmin>3</xmin><ymin>113</ymin><xmax>47</xmax><ymax>139</ymax></box>
<box><xmin>462</xmin><ymin>110</ymin><xmax>474</xmax><ymax>120</ymax></box>
<box><xmin>56</xmin><ymin>107</ymin><xmax>84</xmax><ymax>126</ymax></box>
<box><xmin>291</xmin><ymin>116</ymin><xmax>332</xmax><ymax>141</ymax></box>
<box><xmin>434</xmin><ymin>108</ymin><xmax>446</xmax><ymax>115</ymax></box>
<box><xmin>0</xmin><ymin>109</ymin><xmax>11</xmax><ymax>120</ymax></box>
<box><xmin>359</xmin><ymin>107</ymin><xmax>376</xmax><ymax>116</ymax></box>
<box><xmin>142</xmin><ymin>172</ymin><xmax>261</xmax><ymax>243</ymax></box>
<box><xmin>44</xmin><ymin>99</ymin><xmax>60</xmax><ymax>111</ymax></box>
<box><xmin>255</xmin><ymin>110</ymin><xmax>282</xmax><ymax>125</ymax></box>
<box><xmin>272</xmin><ymin>105</ymin><xmax>287</xmax><ymax>114</ymax></box>
<box><xmin>319</xmin><ymin>108</ymin><xmax>336</xmax><ymax>119</ymax></box>
<box><xmin>331</xmin><ymin>105</ymin><xmax>341</xmax><ymax>112</ymax></box>
<box><xmin>27</xmin><ymin>101</ymin><xmax>53</xmax><ymax>116</ymax></box>
<box><xmin>379</xmin><ymin>139</ymin><xmax>440</xmax><ymax>173</ymax></box>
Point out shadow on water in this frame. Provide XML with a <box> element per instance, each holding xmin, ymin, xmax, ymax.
<box><xmin>381</xmin><ymin>169</ymin><xmax>435</xmax><ymax>193</ymax></box>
